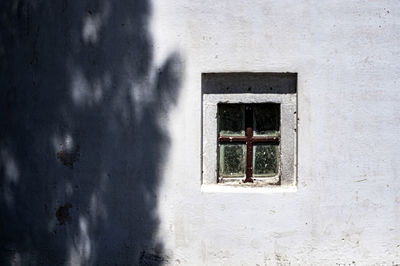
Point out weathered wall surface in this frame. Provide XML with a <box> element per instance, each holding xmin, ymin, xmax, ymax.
<box><xmin>0</xmin><ymin>1</ymin><xmax>182</xmax><ymax>265</ymax></box>
<box><xmin>152</xmin><ymin>0</ymin><xmax>400</xmax><ymax>265</ymax></box>
<box><xmin>1</xmin><ymin>0</ymin><xmax>400</xmax><ymax>265</ymax></box>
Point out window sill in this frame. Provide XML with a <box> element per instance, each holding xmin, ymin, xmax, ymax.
<box><xmin>200</xmin><ymin>184</ymin><xmax>297</xmax><ymax>194</ymax></box>
<box><xmin>218</xmin><ymin>175</ymin><xmax>280</xmax><ymax>184</ymax></box>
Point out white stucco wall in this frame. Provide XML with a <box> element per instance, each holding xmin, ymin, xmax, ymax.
<box><xmin>152</xmin><ymin>1</ymin><xmax>400</xmax><ymax>264</ymax></box>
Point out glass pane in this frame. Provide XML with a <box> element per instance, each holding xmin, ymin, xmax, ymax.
<box><xmin>219</xmin><ymin>144</ymin><xmax>246</xmax><ymax>177</ymax></box>
<box><xmin>253</xmin><ymin>144</ymin><xmax>279</xmax><ymax>176</ymax></box>
<box><xmin>218</xmin><ymin>104</ymin><xmax>245</xmax><ymax>136</ymax></box>
<box><xmin>253</xmin><ymin>104</ymin><xmax>280</xmax><ymax>136</ymax></box>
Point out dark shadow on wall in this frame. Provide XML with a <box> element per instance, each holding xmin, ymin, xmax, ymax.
<box><xmin>0</xmin><ymin>0</ymin><xmax>183</xmax><ymax>265</ymax></box>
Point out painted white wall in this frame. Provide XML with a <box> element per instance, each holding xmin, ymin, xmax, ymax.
<box><xmin>152</xmin><ymin>0</ymin><xmax>400</xmax><ymax>264</ymax></box>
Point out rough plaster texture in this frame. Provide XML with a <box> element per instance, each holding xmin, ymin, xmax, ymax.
<box><xmin>1</xmin><ymin>1</ymin><xmax>182</xmax><ymax>265</ymax></box>
<box><xmin>1</xmin><ymin>0</ymin><xmax>400</xmax><ymax>265</ymax></box>
<box><xmin>152</xmin><ymin>0</ymin><xmax>400</xmax><ymax>265</ymax></box>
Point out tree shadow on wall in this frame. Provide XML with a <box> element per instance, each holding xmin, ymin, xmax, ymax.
<box><xmin>0</xmin><ymin>0</ymin><xmax>183</xmax><ymax>265</ymax></box>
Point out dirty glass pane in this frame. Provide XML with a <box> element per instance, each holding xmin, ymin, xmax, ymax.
<box><xmin>219</xmin><ymin>144</ymin><xmax>246</xmax><ymax>177</ymax></box>
<box><xmin>218</xmin><ymin>104</ymin><xmax>245</xmax><ymax>136</ymax></box>
<box><xmin>253</xmin><ymin>144</ymin><xmax>279</xmax><ymax>176</ymax></box>
<box><xmin>253</xmin><ymin>104</ymin><xmax>280</xmax><ymax>136</ymax></box>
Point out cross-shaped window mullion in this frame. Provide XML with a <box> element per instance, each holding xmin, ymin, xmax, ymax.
<box><xmin>218</xmin><ymin>105</ymin><xmax>280</xmax><ymax>183</ymax></box>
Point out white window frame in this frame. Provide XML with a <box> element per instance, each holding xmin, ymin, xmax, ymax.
<box><xmin>201</xmin><ymin>73</ymin><xmax>297</xmax><ymax>192</ymax></box>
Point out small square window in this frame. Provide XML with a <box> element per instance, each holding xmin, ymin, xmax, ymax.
<box><xmin>202</xmin><ymin>73</ymin><xmax>297</xmax><ymax>189</ymax></box>
<box><xmin>217</xmin><ymin>103</ymin><xmax>280</xmax><ymax>184</ymax></box>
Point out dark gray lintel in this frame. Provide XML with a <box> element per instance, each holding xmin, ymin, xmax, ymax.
<box><xmin>202</xmin><ymin>72</ymin><xmax>297</xmax><ymax>94</ymax></box>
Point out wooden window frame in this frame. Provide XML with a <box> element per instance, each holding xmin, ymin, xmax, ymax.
<box><xmin>218</xmin><ymin>104</ymin><xmax>280</xmax><ymax>183</ymax></box>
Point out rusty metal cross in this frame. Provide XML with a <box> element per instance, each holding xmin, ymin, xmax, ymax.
<box><xmin>218</xmin><ymin>105</ymin><xmax>280</xmax><ymax>182</ymax></box>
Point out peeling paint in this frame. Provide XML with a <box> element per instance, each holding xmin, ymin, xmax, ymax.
<box><xmin>56</xmin><ymin>203</ymin><xmax>72</xmax><ymax>225</ymax></box>
<box><xmin>56</xmin><ymin>145</ymin><xmax>80</xmax><ymax>169</ymax></box>
<box><xmin>139</xmin><ymin>250</ymin><xmax>168</xmax><ymax>265</ymax></box>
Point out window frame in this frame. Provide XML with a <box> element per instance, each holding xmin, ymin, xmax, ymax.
<box><xmin>201</xmin><ymin>73</ymin><xmax>297</xmax><ymax>189</ymax></box>
<box><xmin>217</xmin><ymin>103</ymin><xmax>281</xmax><ymax>184</ymax></box>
